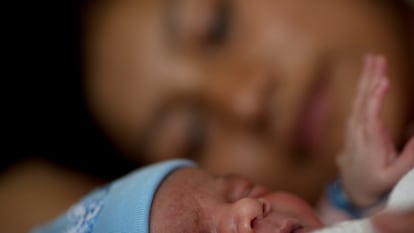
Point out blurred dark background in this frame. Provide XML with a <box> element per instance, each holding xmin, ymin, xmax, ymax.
<box><xmin>5</xmin><ymin>0</ymin><xmax>135</xmax><ymax>179</ymax></box>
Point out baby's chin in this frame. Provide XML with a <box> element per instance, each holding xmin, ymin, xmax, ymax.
<box><xmin>263</xmin><ymin>192</ymin><xmax>324</xmax><ymax>230</ymax></box>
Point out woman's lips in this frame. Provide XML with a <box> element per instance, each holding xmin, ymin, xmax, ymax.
<box><xmin>294</xmin><ymin>76</ymin><xmax>330</xmax><ymax>153</ymax></box>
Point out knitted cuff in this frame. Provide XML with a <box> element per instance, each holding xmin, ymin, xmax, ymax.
<box><xmin>326</xmin><ymin>179</ymin><xmax>388</xmax><ymax>219</ymax></box>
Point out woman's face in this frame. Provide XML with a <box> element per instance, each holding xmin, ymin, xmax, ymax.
<box><xmin>84</xmin><ymin>0</ymin><xmax>408</xmax><ymax>202</ymax></box>
<box><xmin>150</xmin><ymin>167</ymin><xmax>323</xmax><ymax>233</ymax></box>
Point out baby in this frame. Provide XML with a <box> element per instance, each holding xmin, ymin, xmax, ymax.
<box><xmin>31</xmin><ymin>159</ymin><xmax>324</xmax><ymax>233</ymax></box>
<box><xmin>31</xmin><ymin>159</ymin><xmax>413</xmax><ymax>233</ymax></box>
<box><xmin>32</xmin><ymin>55</ymin><xmax>414</xmax><ymax>233</ymax></box>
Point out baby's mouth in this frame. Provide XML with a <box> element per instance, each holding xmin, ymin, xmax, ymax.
<box><xmin>290</xmin><ymin>224</ymin><xmax>305</xmax><ymax>233</ymax></box>
<box><xmin>255</xmin><ymin>217</ymin><xmax>305</xmax><ymax>233</ymax></box>
<box><xmin>280</xmin><ymin>222</ymin><xmax>304</xmax><ymax>233</ymax></box>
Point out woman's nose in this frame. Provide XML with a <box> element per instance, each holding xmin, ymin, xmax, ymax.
<box><xmin>205</xmin><ymin>68</ymin><xmax>275</xmax><ymax>125</ymax></box>
<box><xmin>223</xmin><ymin>198</ymin><xmax>271</xmax><ymax>233</ymax></box>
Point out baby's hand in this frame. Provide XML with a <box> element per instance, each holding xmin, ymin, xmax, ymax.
<box><xmin>336</xmin><ymin>55</ymin><xmax>414</xmax><ymax>208</ymax></box>
<box><xmin>372</xmin><ymin>210</ymin><xmax>414</xmax><ymax>233</ymax></box>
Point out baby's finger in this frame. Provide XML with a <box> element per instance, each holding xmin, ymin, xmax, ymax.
<box><xmin>367</xmin><ymin>77</ymin><xmax>389</xmax><ymax>120</ymax></box>
<box><xmin>353</xmin><ymin>55</ymin><xmax>375</xmax><ymax>115</ymax></box>
<box><xmin>366</xmin><ymin>56</ymin><xmax>388</xmax><ymax>117</ymax></box>
<box><xmin>366</xmin><ymin>76</ymin><xmax>389</xmax><ymax>144</ymax></box>
<box><xmin>348</xmin><ymin>56</ymin><xmax>374</xmax><ymax>139</ymax></box>
<box><xmin>365</xmin><ymin>56</ymin><xmax>389</xmax><ymax>143</ymax></box>
<box><xmin>372</xmin><ymin>210</ymin><xmax>414</xmax><ymax>233</ymax></box>
<box><xmin>384</xmin><ymin>137</ymin><xmax>414</xmax><ymax>185</ymax></box>
<box><xmin>359</xmin><ymin>55</ymin><xmax>375</xmax><ymax>95</ymax></box>
<box><xmin>373</xmin><ymin>55</ymin><xmax>387</xmax><ymax>81</ymax></box>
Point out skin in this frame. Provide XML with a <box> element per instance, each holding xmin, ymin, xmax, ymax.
<box><xmin>372</xmin><ymin>211</ymin><xmax>414</xmax><ymax>233</ymax></box>
<box><xmin>150</xmin><ymin>167</ymin><xmax>323</xmax><ymax>233</ymax></box>
<box><xmin>83</xmin><ymin>0</ymin><xmax>410</xmax><ymax>203</ymax></box>
<box><xmin>337</xmin><ymin>55</ymin><xmax>414</xmax><ymax>208</ymax></box>
<box><xmin>314</xmin><ymin>55</ymin><xmax>414</xmax><ymax>229</ymax></box>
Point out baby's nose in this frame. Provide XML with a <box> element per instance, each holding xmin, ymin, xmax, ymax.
<box><xmin>229</xmin><ymin>198</ymin><xmax>271</xmax><ymax>233</ymax></box>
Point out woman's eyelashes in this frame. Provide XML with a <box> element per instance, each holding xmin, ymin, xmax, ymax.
<box><xmin>167</xmin><ymin>0</ymin><xmax>232</xmax><ymax>50</ymax></box>
<box><xmin>184</xmin><ymin>111</ymin><xmax>208</xmax><ymax>157</ymax></box>
<box><xmin>143</xmin><ymin>105</ymin><xmax>207</xmax><ymax>159</ymax></box>
<box><xmin>222</xmin><ymin>175</ymin><xmax>255</xmax><ymax>202</ymax></box>
<box><xmin>204</xmin><ymin>0</ymin><xmax>232</xmax><ymax>47</ymax></box>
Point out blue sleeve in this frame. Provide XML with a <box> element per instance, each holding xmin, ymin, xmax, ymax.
<box><xmin>31</xmin><ymin>187</ymin><xmax>109</xmax><ymax>233</ymax></box>
<box><xmin>31</xmin><ymin>159</ymin><xmax>195</xmax><ymax>233</ymax></box>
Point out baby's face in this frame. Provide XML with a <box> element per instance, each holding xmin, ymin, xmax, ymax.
<box><xmin>150</xmin><ymin>168</ymin><xmax>323</xmax><ymax>233</ymax></box>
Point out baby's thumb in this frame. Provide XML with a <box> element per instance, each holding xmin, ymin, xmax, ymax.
<box><xmin>372</xmin><ymin>211</ymin><xmax>414</xmax><ymax>233</ymax></box>
<box><xmin>385</xmin><ymin>137</ymin><xmax>414</xmax><ymax>183</ymax></box>
<box><xmin>373</xmin><ymin>165</ymin><xmax>414</xmax><ymax>233</ymax></box>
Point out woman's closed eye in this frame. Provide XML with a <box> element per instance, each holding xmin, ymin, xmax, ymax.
<box><xmin>218</xmin><ymin>175</ymin><xmax>256</xmax><ymax>202</ymax></box>
<box><xmin>166</xmin><ymin>0</ymin><xmax>233</xmax><ymax>50</ymax></box>
<box><xmin>184</xmin><ymin>109</ymin><xmax>208</xmax><ymax>158</ymax></box>
<box><xmin>143</xmin><ymin>104</ymin><xmax>208</xmax><ymax>160</ymax></box>
<box><xmin>219</xmin><ymin>175</ymin><xmax>271</xmax><ymax>202</ymax></box>
<box><xmin>204</xmin><ymin>0</ymin><xmax>232</xmax><ymax>47</ymax></box>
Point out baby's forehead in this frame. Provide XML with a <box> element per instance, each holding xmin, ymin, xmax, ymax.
<box><xmin>167</xmin><ymin>167</ymin><xmax>216</xmax><ymax>187</ymax></box>
<box><xmin>154</xmin><ymin>167</ymin><xmax>226</xmax><ymax>206</ymax></box>
<box><xmin>151</xmin><ymin>168</ymin><xmax>211</xmax><ymax>233</ymax></box>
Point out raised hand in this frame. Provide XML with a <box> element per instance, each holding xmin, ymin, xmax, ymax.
<box><xmin>336</xmin><ymin>55</ymin><xmax>414</xmax><ymax>208</ymax></box>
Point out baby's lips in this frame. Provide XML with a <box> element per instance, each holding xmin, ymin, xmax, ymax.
<box><xmin>254</xmin><ymin>217</ymin><xmax>303</xmax><ymax>233</ymax></box>
<box><xmin>279</xmin><ymin>220</ymin><xmax>304</xmax><ymax>233</ymax></box>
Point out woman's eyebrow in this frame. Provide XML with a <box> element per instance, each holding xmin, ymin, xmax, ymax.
<box><xmin>135</xmin><ymin>104</ymin><xmax>171</xmax><ymax>155</ymax></box>
<box><xmin>137</xmin><ymin>102</ymin><xmax>199</xmax><ymax>155</ymax></box>
<box><xmin>164</xmin><ymin>0</ymin><xmax>179</xmax><ymax>46</ymax></box>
